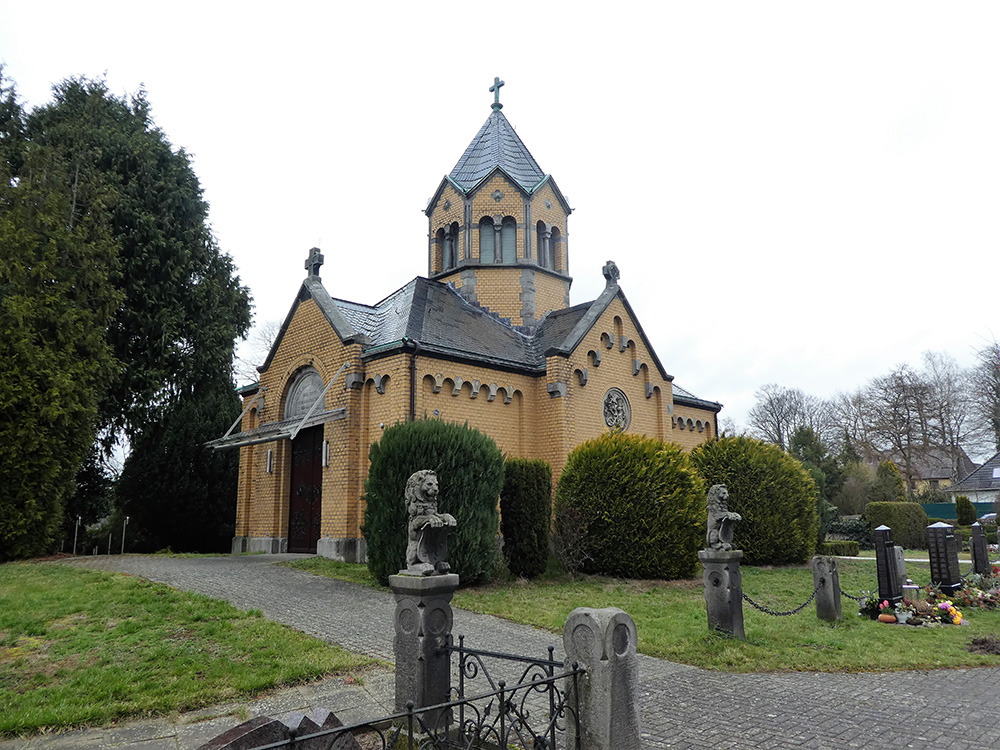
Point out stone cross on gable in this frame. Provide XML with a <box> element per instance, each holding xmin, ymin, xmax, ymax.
<box><xmin>490</xmin><ymin>77</ymin><xmax>505</xmax><ymax>110</ymax></box>
<box><xmin>305</xmin><ymin>247</ymin><xmax>324</xmax><ymax>278</ymax></box>
<box><xmin>602</xmin><ymin>259</ymin><xmax>620</xmax><ymax>287</ymax></box>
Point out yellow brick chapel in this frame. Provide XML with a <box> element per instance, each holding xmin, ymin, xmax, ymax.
<box><xmin>212</xmin><ymin>81</ymin><xmax>722</xmax><ymax>560</ymax></box>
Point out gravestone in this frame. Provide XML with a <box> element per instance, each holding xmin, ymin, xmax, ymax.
<box><xmin>893</xmin><ymin>545</ymin><xmax>908</xmax><ymax>592</ymax></box>
<box><xmin>927</xmin><ymin>522</ymin><xmax>963</xmax><ymax>594</ymax></box>
<box><xmin>873</xmin><ymin>526</ymin><xmax>902</xmax><ymax>606</ymax></box>
<box><xmin>564</xmin><ymin>607</ymin><xmax>640</xmax><ymax>750</ymax></box>
<box><xmin>971</xmin><ymin>522</ymin><xmax>990</xmax><ymax>575</ymax></box>
<box><xmin>812</xmin><ymin>556</ymin><xmax>841</xmax><ymax>622</ymax></box>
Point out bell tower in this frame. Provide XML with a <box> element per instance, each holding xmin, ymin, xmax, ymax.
<box><xmin>424</xmin><ymin>79</ymin><xmax>573</xmax><ymax>327</ymax></box>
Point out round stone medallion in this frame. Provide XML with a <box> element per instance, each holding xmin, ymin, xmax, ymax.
<box><xmin>603</xmin><ymin>387</ymin><xmax>631</xmax><ymax>431</ymax></box>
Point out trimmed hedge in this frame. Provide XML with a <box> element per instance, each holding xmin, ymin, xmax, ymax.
<box><xmin>819</xmin><ymin>541</ymin><xmax>860</xmax><ymax>557</ymax></box>
<box><xmin>690</xmin><ymin>436</ymin><xmax>818</xmax><ymax>565</ymax></box>
<box><xmin>362</xmin><ymin>419</ymin><xmax>504</xmax><ymax>586</ymax></box>
<box><xmin>555</xmin><ymin>432</ymin><xmax>705</xmax><ymax>579</ymax></box>
<box><xmin>826</xmin><ymin>518</ymin><xmax>873</xmax><ymax>548</ymax></box>
<box><xmin>863</xmin><ymin>502</ymin><xmax>928</xmax><ymax>549</ymax></box>
<box><xmin>500</xmin><ymin>458</ymin><xmax>552</xmax><ymax>579</ymax></box>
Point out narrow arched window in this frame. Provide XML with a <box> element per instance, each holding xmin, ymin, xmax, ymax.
<box><xmin>435</xmin><ymin>228</ymin><xmax>446</xmax><ymax>272</ymax></box>
<box><xmin>549</xmin><ymin>226</ymin><xmax>561</xmax><ymax>271</ymax></box>
<box><xmin>479</xmin><ymin>217</ymin><xmax>495</xmax><ymax>264</ymax></box>
<box><xmin>501</xmin><ymin>217</ymin><xmax>516</xmax><ymax>264</ymax></box>
<box><xmin>536</xmin><ymin>221</ymin><xmax>551</xmax><ymax>269</ymax></box>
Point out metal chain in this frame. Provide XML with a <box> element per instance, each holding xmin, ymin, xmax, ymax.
<box><xmin>742</xmin><ymin>582</ymin><xmax>821</xmax><ymax>617</ymax></box>
<box><xmin>839</xmin><ymin>587</ymin><xmax>864</xmax><ymax>603</ymax></box>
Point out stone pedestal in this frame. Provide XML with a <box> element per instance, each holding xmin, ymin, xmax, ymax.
<box><xmin>698</xmin><ymin>549</ymin><xmax>745</xmax><ymax>640</ymax></box>
<box><xmin>812</xmin><ymin>555</ymin><xmax>841</xmax><ymax>622</ymax></box>
<box><xmin>388</xmin><ymin>573</ymin><xmax>459</xmax><ymax>729</ymax></box>
<box><xmin>564</xmin><ymin>607</ymin><xmax>640</xmax><ymax>750</ymax></box>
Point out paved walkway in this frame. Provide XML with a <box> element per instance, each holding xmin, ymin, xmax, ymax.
<box><xmin>8</xmin><ymin>554</ymin><xmax>1000</xmax><ymax>749</ymax></box>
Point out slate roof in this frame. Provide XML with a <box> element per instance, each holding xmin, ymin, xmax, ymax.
<box><xmin>260</xmin><ymin>273</ymin><xmax>719</xmax><ymax>411</ymax></box>
<box><xmin>672</xmin><ymin>383</ymin><xmax>723</xmax><ymax>412</ymax></box>
<box><xmin>948</xmin><ymin>451</ymin><xmax>1000</xmax><ymax>493</ymax></box>
<box><xmin>449</xmin><ymin>109</ymin><xmax>547</xmax><ymax>193</ymax></box>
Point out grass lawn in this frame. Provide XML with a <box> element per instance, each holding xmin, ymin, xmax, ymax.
<box><xmin>288</xmin><ymin>556</ymin><xmax>1000</xmax><ymax>673</ymax></box>
<box><xmin>0</xmin><ymin>561</ymin><xmax>377</xmax><ymax>737</ymax></box>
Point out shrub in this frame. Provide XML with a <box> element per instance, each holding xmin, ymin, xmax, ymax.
<box><xmin>819</xmin><ymin>541</ymin><xmax>860</xmax><ymax>557</ymax></box>
<box><xmin>555</xmin><ymin>432</ymin><xmax>704</xmax><ymax>579</ymax></box>
<box><xmin>956</xmin><ymin>495</ymin><xmax>977</xmax><ymax>526</ymax></box>
<box><xmin>362</xmin><ymin>419</ymin><xmax>504</xmax><ymax>586</ymax></box>
<box><xmin>873</xmin><ymin>461</ymin><xmax>908</xmax><ymax>503</ymax></box>
<box><xmin>690</xmin><ymin>436</ymin><xmax>818</xmax><ymax>565</ymax></box>
<box><xmin>499</xmin><ymin>458</ymin><xmax>552</xmax><ymax>579</ymax></box>
<box><xmin>863</xmin><ymin>502</ymin><xmax>928</xmax><ymax>549</ymax></box>
<box><xmin>826</xmin><ymin>518</ymin><xmax>873</xmax><ymax>548</ymax></box>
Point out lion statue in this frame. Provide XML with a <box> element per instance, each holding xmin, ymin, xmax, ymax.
<box><xmin>404</xmin><ymin>469</ymin><xmax>457</xmax><ymax>575</ymax></box>
<box><xmin>706</xmin><ymin>484</ymin><xmax>741</xmax><ymax>551</ymax></box>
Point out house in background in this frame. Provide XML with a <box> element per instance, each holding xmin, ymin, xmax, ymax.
<box><xmin>209</xmin><ymin>82</ymin><xmax>721</xmax><ymax>560</ymax></box>
<box><xmin>946</xmin><ymin>450</ymin><xmax>1000</xmax><ymax>507</ymax></box>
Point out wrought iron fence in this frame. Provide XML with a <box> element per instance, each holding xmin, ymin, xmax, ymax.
<box><xmin>243</xmin><ymin>637</ymin><xmax>583</xmax><ymax>750</ymax></box>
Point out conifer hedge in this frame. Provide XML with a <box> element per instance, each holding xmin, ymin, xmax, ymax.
<box><xmin>362</xmin><ymin>419</ymin><xmax>504</xmax><ymax>586</ymax></box>
<box><xmin>955</xmin><ymin>495</ymin><xmax>977</xmax><ymax>526</ymax></box>
<box><xmin>690</xmin><ymin>436</ymin><xmax>818</xmax><ymax>565</ymax></box>
<box><xmin>864</xmin><ymin>502</ymin><xmax>928</xmax><ymax>549</ymax></box>
<box><xmin>554</xmin><ymin>432</ymin><xmax>705</xmax><ymax>579</ymax></box>
<box><xmin>499</xmin><ymin>458</ymin><xmax>552</xmax><ymax>579</ymax></box>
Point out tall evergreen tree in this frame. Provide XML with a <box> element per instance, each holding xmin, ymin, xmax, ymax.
<box><xmin>0</xmin><ymin>73</ymin><xmax>121</xmax><ymax>558</ymax></box>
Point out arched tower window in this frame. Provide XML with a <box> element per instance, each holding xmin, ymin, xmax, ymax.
<box><xmin>501</xmin><ymin>217</ymin><xmax>516</xmax><ymax>264</ymax></box>
<box><xmin>550</xmin><ymin>226</ymin><xmax>562</xmax><ymax>271</ymax></box>
<box><xmin>436</xmin><ymin>228</ymin><xmax>446</xmax><ymax>272</ymax></box>
<box><xmin>444</xmin><ymin>223</ymin><xmax>459</xmax><ymax>270</ymax></box>
<box><xmin>536</xmin><ymin>221</ymin><xmax>552</xmax><ymax>269</ymax></box>
<box><xmin>478</xmin><ymin>217</ymin><xmax>495</xmax><ymax>264</ymax></box>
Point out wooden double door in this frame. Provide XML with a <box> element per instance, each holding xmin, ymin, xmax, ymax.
<box><xmin>288</xmin><ymin>426</ymin><xmax>323</xmax><ymax>553</ymax></box>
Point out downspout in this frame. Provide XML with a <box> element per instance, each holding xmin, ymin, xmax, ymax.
<box><xmin>405</xmin><ymin>337</ymin><xmax>420</xmax><ymax>422</ymax></box>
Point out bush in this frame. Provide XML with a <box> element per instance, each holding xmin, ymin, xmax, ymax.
<box><xmin>819</xmin><ymin>541</ymin><xmax>860</xmax><ymax>556</ymax></box>
<box><xmin>499</xmin><ymin>458</ymin><xmax>552</xmax><ymax>579</ymax></box>
<box><xmin>863</xmin><ymin>502</ymin><xmax>928</xmax><ymax>549</ymax></box>
<box><xmin>956</xmin><ymin>495</ymin><xmax>976</xmax><ymax>526</ymax></box>
<box><xmin>362</xmin><ymin>419</ymin><xmax>504</xmax><ymax>586</ymax></box>
<box><xmin>555</xmin><ymin>432</ymin><xmax>704</xmax><ymax>579</ymax></box>
<box><xmin>690</xmin><ymin>436</ymin><xmax>818</xmax><ymax>565</ymax></box>
<box><xmin>826</xmin><ymin>518</ymin><xmax>873</xmax><ymax>548</ymax></box>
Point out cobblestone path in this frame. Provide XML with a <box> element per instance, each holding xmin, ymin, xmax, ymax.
<box><xmin>70</xmin><ymin>554</ymin><xmax>1000</xmax><ymax>749</ymax></box>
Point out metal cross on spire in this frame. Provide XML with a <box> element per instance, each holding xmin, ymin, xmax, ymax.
<box><xmin>490</xmin><ymin>77</ymin><xmax>505</xmax><ymax>111</ymax></box>
<box><xmin>305</xmin><ymin>246</ymin><xmax>324</xmax><ymax>278</ymax></box>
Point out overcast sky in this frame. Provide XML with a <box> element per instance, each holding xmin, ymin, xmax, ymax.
<box><xmin>2</xmin><ymin>2</ymin><xmax>998</xmax><ymax>431</ymax></box>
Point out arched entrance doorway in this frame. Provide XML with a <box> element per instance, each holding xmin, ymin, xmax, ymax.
<box><xmin>285</xmin><ymin>368</ymin><xmax>324</xmax><ymax>553</ymax></box>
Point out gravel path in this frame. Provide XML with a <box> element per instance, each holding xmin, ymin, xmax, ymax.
<box><xmin>57</xmin><ymin>554</ymin><xmax>1000</xmax><ymax>749</ymax></box>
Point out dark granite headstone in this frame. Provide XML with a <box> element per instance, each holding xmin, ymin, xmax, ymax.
<box><xmin>874</xmin><ymin>525</ymin><xmax>902</xmax><ymax>605</ymax></box>
<box><xmin>971</xmin><ymin>523</ymin><xmax>990</xmax><ymax>575</ymax></box>
<box><xmin>927</xmin><ymin>522</ymin><xmax>962</xmax><ymax>594</ymax></box>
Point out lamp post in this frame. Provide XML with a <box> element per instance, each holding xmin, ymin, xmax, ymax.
<box><xmin>121</xmin><ymin>516</ymin><xmax>129</xmax><ymax>554</ymax></box>
<box><xmin>73</xmin><ymin>516</ymin><xmax>81</xmax><ymax>556</ymax></box>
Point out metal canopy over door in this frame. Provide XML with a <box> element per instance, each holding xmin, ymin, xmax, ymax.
<box><xmin>288</xmin><ymin>425</ymin><xmax>323</xmax><ymax>553</ymax></box>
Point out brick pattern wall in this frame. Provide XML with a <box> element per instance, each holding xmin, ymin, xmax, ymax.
<box><xmin>236</xmin><ymin>291</ymin><xmax>718</xmax><ymax>548</ymax></box>
<box><xmin>427</xmin><ymin>183</ymin><xmax>466</xmax><ymax>274</ymax></box>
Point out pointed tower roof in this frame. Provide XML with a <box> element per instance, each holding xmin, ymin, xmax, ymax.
<box><xmin>449</xmin><ymin>108</ymin><xmax>547</xmax><ymax>193</ymax></box>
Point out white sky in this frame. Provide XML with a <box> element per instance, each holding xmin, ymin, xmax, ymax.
<box><xmin>2</xmin><ymin>2</ymin><xmax>998</xmax><ymax>430</ymax></box>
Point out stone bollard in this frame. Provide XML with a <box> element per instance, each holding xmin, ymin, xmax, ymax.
<box><xmin>388</xmin><ymin>572</ymin><xmax>459</xmax><ymax>730</ymax></box>
<box><xmin>698</xmin><ymin>548</ymin><xmax>745</xmax><ymax>639</ymax></box>
<box><xmin>812</xmin><ymin>556</ymin><xmax>841</xmax><ymax>622</ymax></box>
<box><xmin>563</xmin><ymin>607</ymin><xmax>640</xmax><ymax>750</ymax></box>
